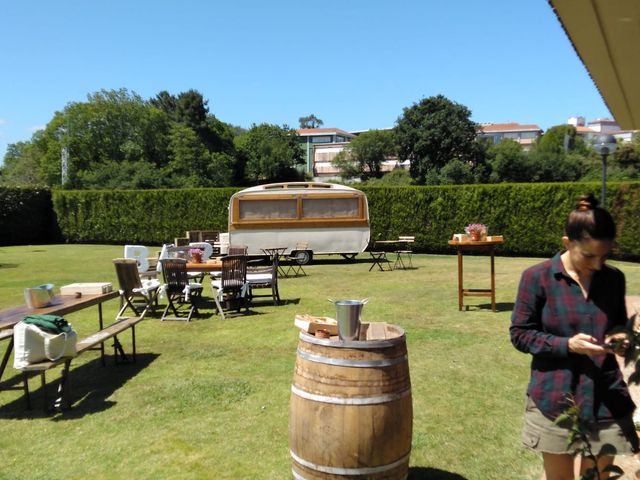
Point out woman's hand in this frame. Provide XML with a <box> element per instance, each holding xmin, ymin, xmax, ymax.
<box><xmin>568</xmin><ymin>333</ymin><xmax>607</xmax><ymax>355</ymax></box>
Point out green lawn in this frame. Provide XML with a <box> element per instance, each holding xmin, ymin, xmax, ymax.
<box><xmin>1</xmin><ymin>245</ymin><xmax>639</xmax><ymax>479</ymax></box>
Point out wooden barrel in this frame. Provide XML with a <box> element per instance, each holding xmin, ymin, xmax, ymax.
<box><xmin>289</xmin><ymin>324</ymin><xmax>412</xmax><ymax>480</ymax></box>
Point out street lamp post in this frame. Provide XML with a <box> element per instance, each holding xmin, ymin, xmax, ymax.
<box><xmin>592</xmin><ymin>134</ymin><xmax>617</xmax><ymax>208</ymax></box>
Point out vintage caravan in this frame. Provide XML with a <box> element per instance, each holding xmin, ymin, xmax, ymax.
<box><xmin>227</xmin><ymin>182</ymin><xmax>370</xmax><ymax>264</ymax></box>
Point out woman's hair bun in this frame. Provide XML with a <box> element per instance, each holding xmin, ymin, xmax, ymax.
<box><xmin>576</xmin><ymin>193</ymin><xmax>598</xmax><ymax>212</ymax></box>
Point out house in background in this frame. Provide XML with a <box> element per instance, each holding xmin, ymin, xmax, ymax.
<box><xmin>477</xmin><ymin>122</ymin><xmax>543</xmax><ymax>151</ymax></box>
<box><xmin>568</xmin><ymin>116</ymin><xmax>638</xmax><ymax>143</ymax></box>
<box><xmin>297</xmin><ymin>128</ymin><xmax>355</xmax><ymax>176</ymax></box>
<box><xmin>297</xmin><ymin>127</ymin><xmax>409</xmax><ymax>180</ymax></box>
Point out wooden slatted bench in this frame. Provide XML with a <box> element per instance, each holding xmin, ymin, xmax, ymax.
<box><xmin>18</xmin><ymin>315</ymin><xmax>144</xmax><ymax>411</ymax></box>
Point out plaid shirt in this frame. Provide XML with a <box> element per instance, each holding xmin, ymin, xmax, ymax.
<box><xmin>510</xmin><ymin>252</ymin><xmax>634</xmax><ymax>422</ymax></box>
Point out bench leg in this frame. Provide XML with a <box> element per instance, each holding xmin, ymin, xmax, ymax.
<box><xmin>0</xmin><ymin>337</ymin><xmax>14</xmax><ymax>382</ymax></box>
<box><xmin>40</xmin><ymin>372</ymin><xmax>48</xmax><ymax>411</ymax></box>
<box><xmin>21</xmin><ymin>372</ymin><xmax>31</xmax><ymax>410</ymax></box>
<box><xmin>113</xmin><ymin>336</ymin><xmax>129</xmax><ymax>364</ymax></box>
<box><xmin>53</xmin><ymin>360</ymin><xmax>72</xmax><ymax>411</ymax></box>
<box><xmin>131</xmin><ymin>326</ymin><xmax>137</xmax><ymax>362</ymax></box>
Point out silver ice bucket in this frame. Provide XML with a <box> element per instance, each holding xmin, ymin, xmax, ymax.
<box><xmin>24</xmin><ymin>283</ymin><xmax>55</xmax><ymax>309</ymax></box>
<box><xmin>334</xmin><ymin>299</ymin><xmax>366</xmax><ymax>341</ymax></box>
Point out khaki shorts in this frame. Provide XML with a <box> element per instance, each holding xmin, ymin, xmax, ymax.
<box><xmin>522</xmin><ymin>396</ymin><xmax>636</xmax><ymax>455</ymax></box>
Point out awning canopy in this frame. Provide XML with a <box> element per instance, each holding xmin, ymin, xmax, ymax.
<box><xmin>549</xmin><ymin>0</ymin><xmax>640</xmax><ymax>129</ymax></box>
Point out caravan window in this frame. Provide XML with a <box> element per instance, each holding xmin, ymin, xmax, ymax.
<box><xmin>302</xmin><ymin>197</ymin><xmax>360</xmax><ymax>219</ymax></box>
<box><xmin>239</xmin><ymin>199</ymin><xmax>297</xmax><ymax>220</ymax></box>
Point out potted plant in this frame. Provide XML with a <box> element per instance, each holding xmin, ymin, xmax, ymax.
<box><xmin>465</xmin><ymin>223</ymin><xmax>487</xmax><ymax>241</ymax></box>
<box><xmin>188</xmin><ymin>248</ymin><xmax>203</xmax><ymax>263</ymax></box>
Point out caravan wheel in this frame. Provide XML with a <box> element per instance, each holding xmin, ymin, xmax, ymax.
<box><xmin>293</xmin><ymin>250</ymin><xmax>312</xmax><ymax>265</ymax></box>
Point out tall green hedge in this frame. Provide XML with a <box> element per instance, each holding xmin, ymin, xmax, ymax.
<box><xmin>0</xmin><ymin>187</ymin><xmax>59</xmax><ymax>246</ymax></box>
<box><xmin>360</xmin><ymin>181</ymin><xmax>640</xmax><ymax>259</ymax></box>
<box><xmin>51</xmin><ymin>188</ymin><xmax>239</xmax><ymax>244</ymax></box>
<box><xmin>4</xmin><ymin>182</ymin><xmax>640</xmax><ymax>260</ymax></box>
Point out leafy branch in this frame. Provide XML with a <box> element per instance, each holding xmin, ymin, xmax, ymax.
<box><xmin>555</xmin><ymin>396</ymin><xmax>624</xmax><ymax>480</ymax></box>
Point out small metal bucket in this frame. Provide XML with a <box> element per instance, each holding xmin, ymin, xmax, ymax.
<box><xmin>333</xmin><ymin>300</ymin><xmax>366</xmax><ymax>341</ymax></box>
<box><xmin>24</xmin><ymin>283</ymin><xmax>55</xmax><ymax>309</ymax></box>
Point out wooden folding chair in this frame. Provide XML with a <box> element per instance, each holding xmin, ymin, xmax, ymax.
<box><xmin>369</xmin><ymin>251</ymin><xmax>393</xmax><ymax>271</ymax></box>
<box><xmin>284</xmin><ymin>241</ymin><xmax>309</xmax><ymax>277</ymax></box>
<box><xmin>394</xmin><ymin>236</ymin><xmax>415</xmax><ymax>270</ymax></box>
<box><xmin>211</xmin><ymin>255</ymin><xmax>249</xmax><ymax>319</ymax></box>
<box><xmin>247</xmin><ymin>257</ymin><xmax>280</xmax><ymax>306</ymax></box>
<box><xmin>113</xmin><ymin>258</ymin><xmax>160</xmax><ymax>318</ymax></box>
<box><xmin>228</xmin><ymin>245</ymin><xmax>248</xmax><ymax>256</ymax></box>
<box><xmin>160</xmin><ymin>258</ymin><xmax>203</xmax><ymax>321</ymax></box>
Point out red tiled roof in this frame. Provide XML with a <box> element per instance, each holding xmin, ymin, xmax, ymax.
<box><xmin>297</xmin><ymin>128</ymin><xmax>355</xmax><ymax>137</ymax></box>
<box><xmin>480</xmin><ymin>123</ymin><xmax>543</xmax><ymax>133</ymax></box>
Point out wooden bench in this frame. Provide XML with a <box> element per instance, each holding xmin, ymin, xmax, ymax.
<box><xmin>18</xmin><ymin>315</ymin><xmax>144</xmax><ymax>411</ymax></box>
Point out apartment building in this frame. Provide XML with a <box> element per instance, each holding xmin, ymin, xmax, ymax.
<box><xmin>477</xmin><ymin>122</ymin><xmax>543</xmax><ymax>151</ymax></box>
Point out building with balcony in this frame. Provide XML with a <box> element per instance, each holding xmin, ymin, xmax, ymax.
<box><xmin>568</xmin><ymin>116</ymin><xmax>638</xmax><ymax>143</ymax></box>
<box><xmin>477</xmin><ymin>122</ymin><xmax>543</xmax><ymax>151</ymax></box>
<box><xmin>297</xmin><ymin>128</ymin><xmax>355</xmax><ymax>174</ymax></box>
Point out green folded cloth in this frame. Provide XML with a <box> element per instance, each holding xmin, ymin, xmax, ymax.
<box><xmin>22</xmin><ymin>314</ymin><xmax>72</xmax><ymax>334</ymax></box>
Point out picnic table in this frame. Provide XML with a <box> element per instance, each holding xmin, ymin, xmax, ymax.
<box><xmin>0</xmin><ymin>291</ymin><xmax>119</xmax><ymax>383</ymax></box>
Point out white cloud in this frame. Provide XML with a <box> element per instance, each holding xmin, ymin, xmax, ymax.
<box><xmin>0</xmin><ymin>118</ymin><xmax>7</xmax><ymax>126</ymax></box>
<box><xmin>29</xmin><ymin>125</ymin><xmax>45</xmax><ymax>133</ymax></box>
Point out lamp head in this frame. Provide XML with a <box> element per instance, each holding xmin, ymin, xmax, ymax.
<box><xmin>593</xmin><ymin>134</ymin><xmax>617</xmax><ymax>156</ymax></box>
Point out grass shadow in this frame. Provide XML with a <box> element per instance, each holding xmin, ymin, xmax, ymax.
<box><xmin>0</xmin><ymin>263</ymin><xmax>19</xmax><ymax>269</ymax></box>
<box><xmin>409</xmin><ymin>466</ymin><xmax>468</xmax><ymax>479</ymax></box>
<box><xmin>0</xmin><ymin>352</ymin><xmax>159</xmax><ymax>420</ymax></box>
<box><xmin>278</xmin><ymin>298</ymin><xmax>301</xmax><ymax>306</ymax></box>
<box><xmin>471</xmin><ymin>302</ymin><xmax>515</xmax><ymax>313</ymax></box>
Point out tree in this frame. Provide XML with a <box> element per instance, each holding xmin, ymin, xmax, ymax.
<box><xmin>395</xmin><ymin>95</ymin><xmax>480</xmax><ymax>184</ymax></box>
<box><xmin>163</xmin><ymin>123</ymin><xmax>211</xmax><ymax>187</ymax></box>
<box><xmin>437</xmin><ymin>159</ymin><xmax>476</xmax><ymax>184</ymax></box>
<box><xmin>527</xmin><ymin>125</ymin><xmax>589</xmax><ymax>182</ymax></box>
<box><xmin>0</xmin><ymin>141</ymin><xmax>44</xmax><ymax>185</ymax></box>
<box><xmin>298</xmin><ymin>114</ymin><xmax>324</xmax><ymax>129</ymax></box>
<box><xmin>363</xmin><ymin>168</ymin><xmax>413</xmax><ymax>186</ymax></box>
<box><xmin>2</xmin><ymin>88</ymin><xmax>247</xmax><ymax>189</ymax></box>
<box><xmin>235</xmin><ymin>123</ymin><xmax>305</xmax><ymax>184</ymax></box>
<box><xmin>486</xmin><ymin>138</ymin><xmax>533</xmax><ymax>182</ymax></box>
<box><xmin>609</xmin><ymin>141</ymin><xmax>640</xmax><ymax>179</ymax></box>
<box><xmin>26</xmin><ymin>89</ymin><xmax>173</xmax><ymax>188</ymax></box>
<box><xmin>332</xmin><ymin>129</ymin><xmax>396</xmax><ymax>180</ymax></box>
<box><xmin>149</xmin><ymin>90</ymin><xmax>178</xmax><ymax>120</ymax></box>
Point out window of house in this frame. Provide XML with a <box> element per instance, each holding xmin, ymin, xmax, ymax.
<box><xmin>520</xmin><ymin>131</ymin><xmax>538</xmax><ymax>139</ymax></box>
<box><xmin>311</xmin><ymin>136</ymin><xmax>332</xmax><ymax>143</ymax></box>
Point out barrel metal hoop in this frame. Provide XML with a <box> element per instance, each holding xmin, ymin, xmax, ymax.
<box><xmin>292</xmin><ymin>468</ymin><xmax>407</xmax><ymax>480</ymax></box>
<box><xmin>291</xmin><ymin>384</ymin><xmax>411</xmax><ymax>405</ymax></box>
<box><xmin>297</xmin><ymin>348</ymin><xmax>407</xmax><ymax>367</ymax></box>
<box><xmin>299</xmin><ymin>330</ymin><xmax>405</xmax><ymax>349</ymax></box>
<box><xmin>290</xmin><ymin>449</ymin><xmax>410</xmax><ymax>476</ymax></box>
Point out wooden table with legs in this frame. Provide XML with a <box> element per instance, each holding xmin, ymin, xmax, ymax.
<box><xmin>262</xmin><ymin>247</ymin><xmax>288</xmax><ymax>277</ymax></box>
<box><xmin>0</xmin><ymin>291</ymin><xmax>119</xmax><ymax>384</ymax></box>
<box><xmin>448</xmin><ymin>238</ymin><xmax>504</xmax><ymax>312</ymax></box>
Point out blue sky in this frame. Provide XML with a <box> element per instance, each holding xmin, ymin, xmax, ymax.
<box><xmin>0</xmin><ymin>1</ymin><xmax>611</xmax><ymax>161</ymax></box>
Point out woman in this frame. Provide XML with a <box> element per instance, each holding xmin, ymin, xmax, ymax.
<box><xmin>510</xmin><ymin>194</ymin><xmax>637</xmax><ymax>480</ymax></box>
